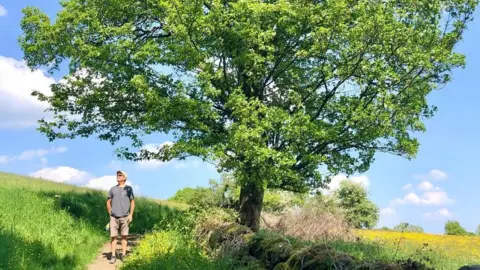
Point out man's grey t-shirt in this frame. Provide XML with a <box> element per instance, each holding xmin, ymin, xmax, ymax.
<box><xmin>108</xmin><ymin>185</ymin><xmax>134</xmax><ymax>218</ymax></box>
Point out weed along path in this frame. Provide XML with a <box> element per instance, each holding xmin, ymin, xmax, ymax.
<box><xmin>87</xmin><ymin>234</ymin><xmax>142</xmax><ymax>270</ymax></box>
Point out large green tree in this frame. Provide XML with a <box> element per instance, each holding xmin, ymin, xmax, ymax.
<box><xmin>19</xmin><ymin>0</ymin><xmax>477</xmax><ymax>231</ymax></box>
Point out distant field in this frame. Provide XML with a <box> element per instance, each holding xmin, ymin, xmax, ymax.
<box><xmin>0</xmin><ymin>172</ymin><xmax>184</xmax><ymax>270</ymax></box>
<box><xmin>357</xmin><ymin>229</ymin><xmax>480</xmax><ymax>269</ymax></box>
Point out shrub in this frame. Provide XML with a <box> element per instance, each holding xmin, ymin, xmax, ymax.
<box><xmin>169</xmin><ymin>186</ymin><xmax>215</xmax><ymax>206</ymax></box>
<box><xmin>333</xmin><ymin>180</ymin><xmax>379</xmax><ymax>229</ymax></box>
<box><xmin>445</xmin><ymin>220</ymin><xmax>468</xmax><ymax>236</ymax></box>
<box><xmin>393</xmin><ymin>222</ymin><xmax>424</xmax><ymax>233</ymax></box>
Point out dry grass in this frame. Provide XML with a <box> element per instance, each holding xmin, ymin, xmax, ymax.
<box><xmin>260</xmin><ymin>206</ymin><xmax>355</xmax><ymax>242</ymax></box>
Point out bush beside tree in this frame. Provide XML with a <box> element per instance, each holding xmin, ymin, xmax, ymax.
<box><xmin>333</xmin><ymin>181</ymin><xmax>379</xmax><ymax>229</ymax></box>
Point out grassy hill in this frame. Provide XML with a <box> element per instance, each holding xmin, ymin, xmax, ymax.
<box><xmin>2</xmin><ymin>171</ymin><xmax>479</xmax><ymax>270</ymax></box>
<box><xmin>0</xmin><ymin>172</ymin><xmax>183</xmax><ymax>270</ymax></box>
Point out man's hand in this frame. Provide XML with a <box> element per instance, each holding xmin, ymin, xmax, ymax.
<box><xmin>127</xmin><ymin>215</ymin><xmax>133</xmax><ymax>224</ymax></box>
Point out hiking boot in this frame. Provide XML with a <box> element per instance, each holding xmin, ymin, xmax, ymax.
<box><xmin>118</xmin><ymin>253</ymin><xmax>124</xmax><ymax>262</ymax></box>
<box><xmin>109</xmin><ymin>256</ymin><xmax>116</xmax><ymax>264</ymax></box>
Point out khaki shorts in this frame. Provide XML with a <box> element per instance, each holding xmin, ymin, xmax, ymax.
<box><xmin>110</xmin><ymin>216</ymin><xmax>129</xmax><ymax>237</ymax></box>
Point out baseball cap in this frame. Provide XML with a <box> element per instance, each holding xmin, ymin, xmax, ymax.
<box><xmin>116</xmin><ymin>170</ymin><xmax>128</xmax><ymax>179</ymax></box>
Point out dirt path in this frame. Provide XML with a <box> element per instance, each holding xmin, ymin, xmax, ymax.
<box><xmin>87</xmin><ymin>234</ymin><xmax>142</xmax><ymax>270</ymax></box>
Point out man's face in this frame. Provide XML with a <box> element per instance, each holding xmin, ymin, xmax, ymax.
<box><xmin>116</xmin><ymin>172</ymin><xmax>126</xmax><ymax>183</ymax></box>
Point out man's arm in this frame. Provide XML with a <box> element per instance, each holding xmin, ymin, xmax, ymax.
<box><xmin>106</xmin><ymin>198</ymin><xmax>112</xmax><ymax>215</ymax></box>
<box><xmin>106</xmin><ymin>188</ymin><xmax>113</xmax><ymax>215</ymax></box>
<box><xmin>128</xmin><ymin>186</ymin><xmax>135</xmax><ymax>223</ymax></box>
<box><xmin>129</xmin><ymin>199</ymin><xmax>135</xmax><ymax>220</ymax></box>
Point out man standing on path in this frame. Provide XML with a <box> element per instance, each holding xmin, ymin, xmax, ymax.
<box><xmin>106</xmin><ymin>170</ymin><xmax>135</xmax><ymax>264</ymax></box>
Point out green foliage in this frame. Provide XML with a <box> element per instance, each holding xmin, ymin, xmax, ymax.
<box><xmin>476</xmin><ymin>225</ymin><xmax>480</xmax><ymax>236</ymax></box>
<box><xmin>393</xmin><ymin>223</ymin><xmax>424</xmax><ymax>233</ymax></box>
<box><xmin>121</xmin><ymin>230</ymin><xmax>256</xmax><ymax>270</ymax></box>
<box><xmin>333</xmin><ymin>181</ymin><xmax>379</xmax><ymax>229</ymax></box>
<box><xmin>444</xmin><ymin>220</ymin><xmax>468</xmax><ymax>236</ymax></box>
<box><xmin>169</xmin><ymin>186</ymin><xmax>216</xmax><ymax>206</ymax></box>
<box><xmin>170</xmin><ymin>173</ymin><xmax>305</xmax><ymax>214</ymax></box>
<box><xmin>18</xmin><ymin>0</ymin><xmax>478</xmax><ymax>229</ymax></box>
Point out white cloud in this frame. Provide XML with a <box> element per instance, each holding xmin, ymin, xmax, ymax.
<box><xmin>316</xmin><ymin>174</ymin><xmax>370</xmax><ymax>195</ymax></box>
<box><xmin>30</xmin><ymin>166</ymin><xmax>141</xmax><ymax>193</ymax></box>
<box><xmin>30</xmin><ymin>166</ymin><xmax>91</xmax><ymax>184</ymax></box>
<box><xmin>0</xmin><ymin>56</ymin><xmax>54</xmax><ymax>128</ymax></box>
<box><xmin>136</xmin><ymin>141</ymin><xmax>173</xmax><ymax>169</ymax></box>
<box><xmin>0</xmin><ymin>146</ymin><xmax>68</xmax><ymax>163</ymax></box>
<box><xmin>392</xmin><ymin>191</ymin><xmax>454</xmax><ymax>206</ymax></box>
<box><xmin>438</xmin><ymin>208</ymin><xmax>452</xmax><ymax>216</ymax></box>
<box><xmin>402</xmin><ymin>183</ymin><xmax>413</xmax><ymax>190</ymax></box>
<box><xmin>85</xmin><ymin>175</ymin><xmax>117</xmax><ymax>190</ymax></box>
<box><xmin>85</xmin><ymin>175</ymin><xmax>140</xmax><ymax>193</ymax></box>
<box><xmin>402</xmin><ymin>192</ymin><xmax>421</xmax><ymax>204</ymax></box>
<box><xmin>380</xmin><ymin>207</ymin><xmax>396</xmax><ymax>216</ymax></box>
<box><xmin>18</xmin><ymin>146</ymin><xmax>67</xmax><ymax>161</ymax></box>
<box><xmin>429</xmin><ymin>169</ymin><xmax>448</xmax><ymax>180</ymax></box>
<box><xmin>414</xmin><ymin>169</ymin><xmax>448</xmax><ymax>181</ymax></box>
<box><xmin>0</xmin><ymin>5</ymin><xmax>7</xmax><ymax>17</ymax></box>
<box><xmin>325</xmin><ymin>174</ymin><xmax>346</xmax><ymax>191</ymax></box>
<box><xmin>421</xmin><ymin>191</ymin><xmax>454</xmax><ymax>205</ymax></box>
<box><xmin>417</xmin><ymin>181</ymin><xmax>434</xmax><ymax>192</ymax></box>
<box><xmin>350</xmin><ymin>175</ymin><xmax>369</xmax><ymax>187</ymax></box>
<box><xmin>424</xmin><ymin>208</ymin><xmax>452</xmax><ymax>219</ymax></box>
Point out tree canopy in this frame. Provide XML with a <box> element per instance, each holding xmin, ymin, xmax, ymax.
<box><xmin>19</xmin><ymin>0</ymin><xmax>478</xmax><ymax>231</ymax></box>
<box><xmin>333</xmin><ymin>180</ymin><xmax>379</xmax><ymax>229</ymax></box>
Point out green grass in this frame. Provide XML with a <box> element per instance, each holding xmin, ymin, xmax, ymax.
<box><xmin>0</xmin><ymin>172</ymin><xmax>184</xmax><ymax>270</ymax></box>
<box><xmin>121</xmin><ymin>230</ymin><xmax>256</xmax><ymax>270</ymax></box>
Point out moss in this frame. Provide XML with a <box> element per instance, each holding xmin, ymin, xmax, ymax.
<box><xmin>207</xmin><ymin>223</ymin><xmax>252</xmax><ymax>250</ymax></box>
<box><xmin>249</xmin><ymin>232</ymin><xmax>293</xmax><ymax>268</ymax></box>
<box><xmin>272</xmin><ymin>262</ymin><xmax>289</xmax><ymax>270</ymax></box>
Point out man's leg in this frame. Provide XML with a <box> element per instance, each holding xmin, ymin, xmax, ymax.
<box><xmin>120</xmin><ymin>217</ymin><xmax>130</xmax><ymax>259</ymax></box>
<box><xmin>121</xmin><ymin>235</ymin><xmax>128</xmax><ymax>258</ymax></box>
<box><xmin>110</xmin><ymin>216</ymin><xmax>119</xmax><ymax>263</ymax></box>
<box><xmin>110</xmin><ymin>237</ymin><xmax>117</xmax><ymax>259</ymax></box>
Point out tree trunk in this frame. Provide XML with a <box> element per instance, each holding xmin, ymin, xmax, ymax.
<box><xmin>239</xmin><ymin>181</ymin><xmax>264</xmax><ymax>232</ymax></box>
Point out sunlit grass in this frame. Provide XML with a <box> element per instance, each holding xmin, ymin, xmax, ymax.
<box><xmin>0</xmin><ymin>174</ymin><xmax>106</xmax><ymax>269</ymax></box>
<box><xmin>0</xmin><ymin>172</ymin><xmax>183</xmax><ymax>269</ymax></box>
<box><xmin>121</xmin><ymin>230</ymin><xmax>256</xmax><ymax>270</ymax></box>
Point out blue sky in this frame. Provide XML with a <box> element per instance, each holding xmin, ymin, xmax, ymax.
<box><xmin>1</xmin><ymin>0</ymin><xmax>480</xmax><ymax>235</ymax></box>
